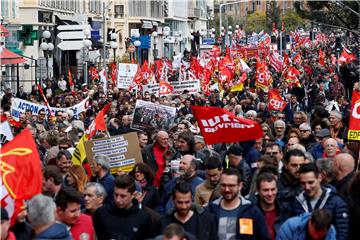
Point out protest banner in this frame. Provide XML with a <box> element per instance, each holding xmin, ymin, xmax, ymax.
<box><xmin>84</xmin><ymin>132</ymin><xmax>143</xmax><ymax>173</ymax></box>
<box><xmin>131</xmin><ymin>100</ymin><xmax>176</xmax><ymax>132</ymax></box>
<box><xmin>171</xmin><ymin>79</ymin><xmax>201</xmax><ymax>95</ymax></box>
<box><xmin>11</xmin><ymin>97</ymin><xmax>89</xmax><ymax>120</ymax></box>
<box><xmin>142</xmin><ymin>83</ymin><xmax>160</xmax><ymax>97</ymax></box>
<box><xmin>117</xmin><ymin>63</ymin><xmax>138</xmax><ymax>89</ymax></box>
<box><xmin>347</xmin><ymin>91</ymin><xmax>360</xmax><ymax>141</ymax></box>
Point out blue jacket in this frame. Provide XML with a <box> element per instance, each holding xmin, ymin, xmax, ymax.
<box><xmin>35</xmin><ymin>223</ymin><xmax>71</xmax><ymax>240</ymax></box>
<box><xmin>207</xmin><ymin>196</ymin><xmax>271</xmax><ymax>240</ymax></box>
<box><xmin>292</xmin><ymin>187</ymin><xmax>349</xmax><ymax>240</ymax></box>
<box><xmin>276</xmin><ymin>213</ymin><xmax>336</xmax><ymax>240</ymax></box>
<box><xmin>159</xmin><ymin>175</ymin><xmax>203</xmax><ymax>214</ymax></box>
<box><xmin>97</xmin><ymin>171</ymin><xmax>115</xmax><ymax>204</ymax></box>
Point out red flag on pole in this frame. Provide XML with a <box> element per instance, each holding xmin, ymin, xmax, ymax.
<box><xmin>268</xmin><ymin>89</ymin><xmax>287</xmax><ymax>111</ymax></box>
<box><xmin>37</xmin><ymin>84</ymin><xmax>55</xmax><ymax>118</ymax></box>
<box><xmin>0</xmin><ymin>129</ymin><xmax>43</xmax><ymax>225</ymax></box>
<box><xmin>85</xmin><ymin>102</ymin><xmax>112</xmax><ymax>139</ymax></box>
<box><xmin>319</xmin><ymin>49</ymin><xmax>325</xmax><ymax>66</ymax></box>
<box><xmin>192</xmin><ymin>106</ymin><xmax>263</xmax><ymax>145</ymax></box>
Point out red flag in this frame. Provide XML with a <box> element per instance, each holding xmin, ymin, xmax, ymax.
<box><xmin>89</xmin><ymin>66</ymin><xmax>99</xmax><ymax>82</ymax></box>
<box><xmin>1</xmin><ymin>129</ymin><xmax>42</xmax><ymax>225</ymax></box>
<box><xmin>319</xmin><ymin>49</ymin><xmax>325</xmax><ymax>66</ymax></box>
<box><xmin>347</xmin><ymin>91</ymin><xmax>360</xmax><ymax>141</ymax></box>
<box><xmin>85</xmin><ymin>102</ymin><xmax>111</xmax><ymax>139</ymax></box>
<box><xmin>338</xmin><ymin>49</ymin><xmax>356</xmax><ymax>66</ymax></box>
<box><xmin>110</xmin><ymin>63</ymin><xmax>117</xmax><ymax>85</ymax></box>
<box><xmin>293</xmin><ymin>52</ymin><xmax>302</xmax><ymax>65</ymax></box>
<box><xmin>269</xmin><ymin>52</ymin><xmax>284</xmax><ymax>72</ymax></box>
<box><xmin>159</xmin><ymin>80</ymin><xmax>173</xmax><ymax>95</ymax></box>
<box><xmin>268</xmin><ymin>89</ymin><xmax>287</xmax><ymax>111</ymax></box>
<box><xmin>68</xmin><ymin>68</ymin><xmax>75</xmax><ymax>96</ymax></box>
<box><xmin>192</xmin><ymin>106</ymin><xmax>263</xmax><ymax>145</ymax></box>
<box><xmin>286</xmin><ymin>66</ymin><xmax>301</xmax><ymax>87</ymax></box>
<box><xmin>255</xmin><ymin>61</ymin><xmax>273</xmax><ymax>92</ymax></box>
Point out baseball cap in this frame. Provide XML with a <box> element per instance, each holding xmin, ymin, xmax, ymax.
<box><xmin>316</xmin><ymin>129</ymin><xmax>331</xmax><ymax>138</ymax></box>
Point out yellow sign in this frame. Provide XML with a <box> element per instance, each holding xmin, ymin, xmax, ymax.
<box><xmin>239</xmin><ymin>218</ymin><xmax>253</xmax><ymax>235</ymax></box>
<box><xmin>348</xmin><ymin>130</ymin><xmax>360</xmax><ymax>141</ymax></box>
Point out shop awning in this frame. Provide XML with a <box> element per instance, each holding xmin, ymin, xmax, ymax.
<box><xmin>0</xmin><ymin>47</ymin><xmax>26</xmax><ymax>65</ymax></box>
<box><xmin>0</xmin><ymin>24</ymin><xmax>9</xmax><ymax>37</ymax></box>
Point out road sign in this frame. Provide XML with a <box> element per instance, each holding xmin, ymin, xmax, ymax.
<box><xmin>128</xmin><ymin>45</ymin><xmax>136</xmax><ymax>53</ymax></box>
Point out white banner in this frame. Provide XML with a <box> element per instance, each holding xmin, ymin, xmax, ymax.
<box><xmin>142</xmin><ymin>83</ymin><xmax>160</xmax><ymax>97</ymax></box>
<box><xmin>11</xmin><ymin>97</ymin><xmax>90</xmax><ymax>120</ymax></box>
<box><xmin>171</xmin><ymin>80</ymin><xmax>200</xmax><ymax>95</ymax></box>
<box><xmin>117</xmin><ymin>63</ymin><xmax>138</xmax><ymax>89</ymax></box>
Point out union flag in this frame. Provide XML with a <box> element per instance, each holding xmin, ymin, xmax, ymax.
<box><xmin>0</xmin><ymin>129</ymin><xmax>42</xmax><ymax>225</ymax></box>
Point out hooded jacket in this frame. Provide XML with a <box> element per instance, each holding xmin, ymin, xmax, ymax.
<box><xmin>207</xmin><ymin>196</ymin><xmax>271</xmax><ymax>240</ymax></box>
<box><xmin>35</xmin><ymin>223</ymin><xmax>71</xmax><ymax>240</ymax></box>
<box><xmin>160</xmin><ymin>204</ymin><xmax>218</xmax><ymax>240</ymax></box>
<box><xmin>276</xmin><ymin>213</ymin><xmax>336</xmax><ymax>240</ymax></box>
<box><xmin>292</xmin><ymin>187</ymin><xmax>349</xmax><ymax>240</ymax></box>
<box><xmin>92</xmin><ymin>199</ymin><xmax>152</xmax><ymax>240</ymax></box>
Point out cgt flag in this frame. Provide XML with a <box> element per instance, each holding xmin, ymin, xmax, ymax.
<box><xmin>347</xmin><ymin>91</ymin><xmax>360</xmax><ymax>141</ymax></box>
<box><xmin>268</xmin><ymin>89</ymin><xmax>287</xmax><ymax>111</ymax></box>
<box><xmin>192</xmin><ymin>106</ymin><xmax>263</xmax><ymax>145</ymax></box>
<box><xmin>0</xmin><ymin>128</ymin><xmax>42</xmax><ymax>225</ymax></box>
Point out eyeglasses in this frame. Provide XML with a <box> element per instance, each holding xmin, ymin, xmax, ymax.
<box><xmin>264</xmin><ymin>138</ymin><xmax>271</xmax><ymax>142</ymax></box>
<box><xmin>39</xmin><ymin>113</ymin><xmax>46</xmax><ymax>116</ymax></box>
<box><xmin>59</xmin><ymin>146</ymin><xmax>69</xmax><ymax>150</ymax></box>
<box><xmin>300</xmin><ymin>130</ymin><xmax>310</xmax><ymax>133</ymax></box>
<box><xmin>266</xmin><ymin>152</ymin><xmax>279</xmax><ymax>155</ymax></box>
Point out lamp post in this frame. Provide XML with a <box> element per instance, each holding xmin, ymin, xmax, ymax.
<box><xmin>152</xmin><ymin>31</ymin><xmax>158</xmax><ymax>61</ymax></box>
<box><xmin>83</xmin><ymin>27</ymin><xmax>92</xmax><ymax>86</ymax></box>
<box><xmin>40</xmin><ymin>30</ymin><xmax>54</xmax><ymax>81</ymax></box>
<box><xmin>131</xmin><ymin>31</ymin><xmax>141</xmax><ymax>63</ymax></box>
<box><xmin>163</xmin><ymin>26</ymin><xmax>170</xmax><ymax>59</ymax></box>
<box><xmin>177</xmin><ymin>31</ymin><xmax>183</xmax><ymax>54</ymax></box>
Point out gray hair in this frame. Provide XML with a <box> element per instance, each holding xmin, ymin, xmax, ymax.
<box><xmin>85</xmin><ymin>182</ymin><xmax>107</xmax><ymax>199</ymax></box>
<box><xmin>304</xmin><ymin>152</ymin><xmax>315</xmax><ymax>162</ymax></box>
<box><xmin>28</xmin><ymin>194</ymin><xmax>56</xmax><ymax>228</ymax></box>
<box><xmin>245</xmin><ymin>110</ymin><xmax>257</xmax><ymax>118</ymax></box>
<box><xmin>288</xmin><ymin>143</ymin><xmax>306</xmax><ymax>154</ymax></box>
<box><xmin>330</xmin><ymin>110</ymin><xmax>342</xmax><ymax>120</ymax></box>
<box><xmin>316</xmin><ymin>158</ymin><xmax>334</xmax><ymax>177</ymax></box>
<box><xmin>274</xmin><ymin>120</ymin><xmax>286</xmax><ymax>128</ymax></box>
<box><xmin>94</xmin><ymin>155</ymin><xmax>111</xmax><ymax>170</ymax></box>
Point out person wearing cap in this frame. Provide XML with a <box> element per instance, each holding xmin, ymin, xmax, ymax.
<box><xmin>222</xmin><ymin>144</ymin><xmax>251</xmax><ymax>196</ymax></box>
<box><xmin>1</xmin><ymin>208</ymin><xmax>16</xmax><ymax>240</ymax></box>
<box><xmin>299</xmin><ymin>123</ymin><xmax>316</xmax><ymax>150</ymax></box>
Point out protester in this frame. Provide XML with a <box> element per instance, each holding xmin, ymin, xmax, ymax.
<box><xmin>1</xmin><ymin>208</ymin><xmax>16</xmax><ymax>240</ymax></box>
<box><xmin>92</xmin><ymin>174</ymin><xmax>153</xmax><ymax>239</ymax></box>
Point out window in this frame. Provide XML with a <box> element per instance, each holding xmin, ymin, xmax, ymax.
<box><xmin>114</xmin><ymin>5</ymin><xmax>124</xmax><ymax>18</ymax></box>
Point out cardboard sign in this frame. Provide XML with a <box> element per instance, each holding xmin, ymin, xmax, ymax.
<box><xmin>11</xmin><ymin>97</ymin><xmax>89</xmax><ymax>120</ymax></box>
<box><xmin>171</xmin><ymin>80</ymin><xmax>201</xmax><ymax>95</ymax></box>
<box><xmin>84</xmin><ymin>132</ymin><xmax>143</xmax><ymax>173</ymax></box>
<box><xmin>131</xmin><ymin>100</ymin><xmax>176</xmax><ymax>132</ymax></box>
<box><xmin>117</xmin><ymin>63</ymin><xmax>138</xmax><ymax>89</ymax></box>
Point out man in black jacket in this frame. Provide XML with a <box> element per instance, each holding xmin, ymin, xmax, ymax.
<box><xmin>160</xmin><ymin>181</ymin><xmax>218</xmax><ymax>240</ymax></box>
<box><xmin>92</xmin><ymin>175</ymin><xmax>153</xmax><ymax>240</ymax></box>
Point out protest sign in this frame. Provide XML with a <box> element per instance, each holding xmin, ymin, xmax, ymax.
<box><xmin>131</xmin><ymin>100</ymin><xmax>176</xmax><ymax>132</ymax></box>
<box><xmin>171</xmin><ymin>79</ymin><xmax>200</xmax><ymax>95</ymax></box>
<box><xmin>11</xmin><ymin>97</ymin><xmax>89</xmax><ymax>120</ymax></box>
<box><xmin>348</xmin><ymin>91</ymin><xmax>360</xmax><ymax>141</ymax></box>
<box><xmin>84</xmin><ymin>132</ymin><xmax>143</xmax><ymax>173</ymax></box>
<box><xmin>142</xmin><ymin>83</ymin><xmax>160</xmax><ymax>97</ymax></box>
<box><xmin>117</xmin><ymin>63</ymin><xmax>138</xmax><ymax>89</ymax></box>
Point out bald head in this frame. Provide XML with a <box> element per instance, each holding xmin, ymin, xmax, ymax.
<box><xmin>156</xmin><ymin>131</ymin><xmax>169</xmax><ymax>148</ymax></box>
<box><xmin>333</xmin><ymin>153</ymin><xmax>355</xmax><ymax>180</ymax></box>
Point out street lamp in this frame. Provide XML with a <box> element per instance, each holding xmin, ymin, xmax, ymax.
<box><xmin>40</xmin><ymin>30</ymin><xmax>54</xmax><ymax>81</ymax></box>
<box><xmin>152</xmin><ymin>31</ymin><xmax>158</xmax><ymax>61</ymax></box>
<box><xmin>132</xmin><ymin>31</ymin><xmax>141</xmax><ymax>63</ymax></box>
<box><xmin>83</xmin><ymin>27</ymin><xmax>92</xmax><ymax>86</ymax></box>
<box><xmin>163</xmin><ymin>26</ymin><xmax>170</xmax><ymax>59</ymax></box>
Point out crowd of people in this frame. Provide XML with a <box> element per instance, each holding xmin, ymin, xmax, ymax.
<box><xmin>1</xmin><ymin>29</ymin><xmax>360</xmax><ymax>240</ymax></box>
